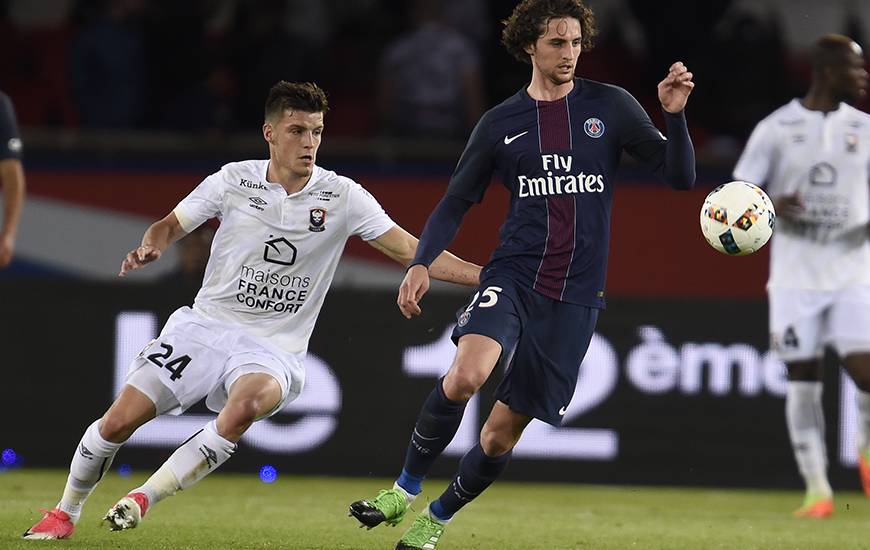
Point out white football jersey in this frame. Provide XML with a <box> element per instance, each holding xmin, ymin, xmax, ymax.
<box><xmin>173</xmin><ymin>159</ymin><xmax>395</xmax><ymax>354</ymax></box>
<box><xmin>734</xmin><ymin>99</ymin><xmax>870</xmax><ymax>290</ymax></box>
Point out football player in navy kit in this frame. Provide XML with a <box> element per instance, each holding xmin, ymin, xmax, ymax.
<box><xmin>0</xmin><ymin>91</ymin><xmax>25</xmax><ymax>268</ymax></box>
<box><xmin>349</xmin><ymin>1</ymin><xmax>696</xmax><ymax>548</ymax></box>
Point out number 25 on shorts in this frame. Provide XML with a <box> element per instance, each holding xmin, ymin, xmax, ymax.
<box><xmin>464</xmin><ymin>286</ymin><xmax>503</xmax><ymax>313</ymax></box>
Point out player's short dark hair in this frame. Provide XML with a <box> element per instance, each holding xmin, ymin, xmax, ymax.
<box><xmin>501</xmin><ymin>0</ymin><xmax>597</xmax><ymax>64</ymax></box>
<box><xmin>264</xmin><ymin>81</ymin><xmax>329</xmax><ymax>121</ymax></box>
<box><xmin>810</xmin><ymin>34</ymin><xmax>859</xmax><ymax>74</ymax></box>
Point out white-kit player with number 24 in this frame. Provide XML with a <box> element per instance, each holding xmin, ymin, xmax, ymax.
<box><xmin>23</xmin><ymin>81</ymin><xmax>481</xmax><ymax>540</ymax></box>
<box><xmin>733</xmin><ymin>34</ymin><xmax>870</xmax><ymax>518</ymax></box>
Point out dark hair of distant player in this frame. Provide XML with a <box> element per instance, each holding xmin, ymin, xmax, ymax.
<box><xmin>264</xmin><ymin>81</ymin><xmax>329</xmax><ymax>121</ymax></box>
<box><xmin>810</xmin><ymin>34</ymin><xmax>859</xmax><ymax>74</ymax></box>
<box><xmin>501</xmin><ymin>0</ymin><xmax>597</xmax><ymax>64</ymax></box>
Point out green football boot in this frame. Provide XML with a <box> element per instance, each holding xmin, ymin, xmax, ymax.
<box><xmin>348</xmin><ymin>487</ymin><xmax>412</xmax><ymax>529</ymax></box>
<box><xmin>395</xmin><ymin>506</ymin><xmax>446</xmax><ymax>550</ymax></box>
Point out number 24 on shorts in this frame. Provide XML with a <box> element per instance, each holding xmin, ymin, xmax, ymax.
<box><xmin>144</xmin><ymin>342</ymin><xmax>191</xmax><ymax>381</ymax></box>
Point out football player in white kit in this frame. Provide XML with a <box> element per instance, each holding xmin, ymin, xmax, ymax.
<box><xmin>22</xmin><ymin>81</ymin><xmax>481</xmax><ymax>540</ymax></box>
<box><xmin>734</xmin><ymin>34</ymin><xmax>870</xmax><ymax>518</ymax></box>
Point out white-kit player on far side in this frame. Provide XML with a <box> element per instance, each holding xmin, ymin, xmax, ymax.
<box><xmin>733</xmin><ymin>34</ymin><xmax>870</xmax><ymax>519</ymax></box>
<box><xmin>22</xmin><ymin>81</ymin><xmax>481</xmax><ymax>540</ymax></box>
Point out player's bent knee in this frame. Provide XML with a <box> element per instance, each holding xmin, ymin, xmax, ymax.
<box><xmin>219</xmin><ymin>394</ymin><xmax>278</xmax><ymax>437</ymax></box>
<box><xmin>479</xmin><ymin>430</ymin><xmax>514</xmax><ymax>457</ymax></box>
<box><xmin>225</xmin><ymin>398</ymin><xmax>262</xmax><ymax>425</ymax></box>
<box><xmin>442</xmin><ymin>370</ymin><xmax>485</xmax><ymax>401</ymax></box>
<box><xmin>480</xmin><ymin>423</ymin><xmax>519</xmax><ymax>457</ymax></box>
<box><xmin>99</xmin><ymin>413</ymin><xmax>137</xmax><ymax>443</ymax></box>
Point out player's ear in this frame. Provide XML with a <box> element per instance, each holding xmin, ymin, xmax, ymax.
<box><xmin>525</xmin><ymin>42</ymin><xmax>535</xmax><ymax>57</ymax></box>
<box><xmin>263</xmin><ymin>122</ymin><xmax>274</xmax><ymax>144</ymax></box>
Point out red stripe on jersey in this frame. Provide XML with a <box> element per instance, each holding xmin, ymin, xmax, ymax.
<box><xmin>534</xmin><ymin>98</ymin><xmax>575</xmax><ymax>300</ymax></box>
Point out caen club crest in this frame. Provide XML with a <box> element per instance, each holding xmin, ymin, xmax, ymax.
<box><xmin>846</xmin><ymin>132</ymin><xmax>859</xmax><ymax>153</ymax></box>
<box><xmin>309</xmin><ymin>208</ymin><xmax>327</xmax><ymax>232</ymax></box>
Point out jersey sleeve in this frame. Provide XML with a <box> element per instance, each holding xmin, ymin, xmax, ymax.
<box><xmin>617</xmin><ymin>88</ymin><xmax>669</xmax><ymax>155</ymax></box>
<box><xmin>0</xmin><ymin>93</ymin><xmax>22</xmax><ymax>160</ymax></box>
<box><xmin>445</xmin><ymin>112</ymin><xmax>495</xmax><ymax>203</ymax></box>
<box><xmin>733</xmin><ymin>119</ymin><xmax>776</xmax><ymax>186</ymax></box>
<box><xmin>346</xmin><ymin>182</ymin><xmax>395</xmax><ymax>241</ymax></box>
<box><xmin>173</xmin><ymin>172</ymin><xmax>226</xmax><ymax>233</ymax></box>
<box><xmin>615</xmin><ymin>88</ymin><xmax>695</xmax><ymax>189</ymax></box>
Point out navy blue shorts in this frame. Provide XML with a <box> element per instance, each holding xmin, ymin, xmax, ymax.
<box><xmin>451</xmin><ymin>277</ymin><xmax>599</xmax><ymax>426</ymax></box>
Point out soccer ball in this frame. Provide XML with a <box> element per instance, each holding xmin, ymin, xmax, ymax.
<box><xmin>700</xmin><ymin>181</ymin><xmax>775</xmax><ymax>255</ymax></box>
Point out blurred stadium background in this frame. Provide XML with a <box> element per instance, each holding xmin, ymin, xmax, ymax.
<box><xmin>3</xmin><ymin>0</ymin><xmax>870</xmax><ymax>546</ymax></box>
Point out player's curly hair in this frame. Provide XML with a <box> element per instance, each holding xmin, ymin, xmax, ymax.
<box><xmin>264</xmin><ymin>81</ymin><xmax>329</xmax><ymax>121</ymax></box>
<box><xmin>501</xmin><ymin>0</ymin><xmax>597</xmax><ymax>64</ymax></box>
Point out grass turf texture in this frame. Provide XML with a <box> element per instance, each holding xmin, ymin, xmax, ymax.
<box><xmin>2</xmin><ymin>469</ymin><xmax>870</xmax><ymax>549</ymax></box>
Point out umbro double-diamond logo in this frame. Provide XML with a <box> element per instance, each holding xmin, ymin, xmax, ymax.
<box><xmin>504</xmin><ymin>131</ymin><xmax>529</xmax><ymax>145</ymax></box>
<box><xmin>199</xmin><ymin>444</ymin><xmax>218</xmax><ymax>468</ymax></box>
<box><xmin>79</xmin><ymin>443</ymin><xmax>94</xmax><ymax>460</ymax></box>
<box><xmin>249</xmin><ymin>196</ymin><xmax>267</xmax><ymax>211</ymax></box>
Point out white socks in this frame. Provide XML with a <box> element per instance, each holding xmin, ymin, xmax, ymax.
<box><xmin>58</xmin><ymin>419</ymin><xmax>236</xmax><ymax>521</ymax></box>
<box><xmin>59</xmin><ymin>419</ymin><xmax>123</xmax><ymax>523</ymax></box>
<box><xmin>132</xmin><ymin>420</ymin><xmax>236</xmax><ymax>509</ymax></box>
<box><xmin>786</xmin><ymin>381</ymin><xmax>832</xmax><ymax>499</ymax></box>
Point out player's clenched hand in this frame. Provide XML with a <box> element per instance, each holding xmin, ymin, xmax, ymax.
<box><xmin>119</xmin><ymin>244</ymin><xmax>162</xmax><ymax>277</ymax></box>
<box><xmin>774</xmin><ymin>193</ymin><xmax>805</xmax><ymax>221</ymax></box>
<box><xmin>398</xmin><ymin>264</ymin><xmax>430</xmax><ymax>319</ymax></box>
<box><xmin>658</xmin><ymin>61</ymin><xmax>694</xmax><ymax>113</ymax></box>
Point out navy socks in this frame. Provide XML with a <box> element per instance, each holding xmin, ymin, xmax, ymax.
<box><xmin>430</xmin><ymin>443</ymin><xmax>512</xmax><ymax>521</ymax></box>
<box><xmin>396</xmin><ymin>378</ymin><xmax>466</xmax><ymax>495</ymax></box>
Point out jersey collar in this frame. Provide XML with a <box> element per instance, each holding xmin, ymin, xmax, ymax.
<box><xmin>262</xmin><ymin>160</ymin><xmax>322</xmax><ymax>197</ymax></box>
<box><xmin>791</xmin><ymin>97</ymin><xmax>845</xmax><ymax>117</ymax></box>
<box><xmin>520</xmin><ymin>78</ymin><xmax>583</xmax><ymax>105</ymax></box>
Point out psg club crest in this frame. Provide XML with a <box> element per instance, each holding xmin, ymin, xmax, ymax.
<box><xmin>458</xmin><ymin>311</ymin><xmax>471</xmax><ymax>327</ymax></box>
<box><xmin>584</xmin><ymin>117</ymin><xmax>605</xmax><ymax>138</ymax></box>
<box><xmin>309</xmin><ymin>208</ymin><xmax>327</xmax><ymax>232</ymax></box>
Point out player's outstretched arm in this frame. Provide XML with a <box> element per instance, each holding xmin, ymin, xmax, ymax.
<box><xmin>369</xmin><ymin>225</ymin><xmax>481</xmax><ymax>318</ymax></box>
<box><xmin>0</xmin><ymin>158</ymin><xmax>25</xmax><ymax>268</ymax></box>
<box><xmin>626</xmin><ymin>62</ymin><xmax>697</xmax><ymax>189</ymax></box>
<box><xmin>118</xmin><ymin>212</ymin><xmax>187</xmax><ymax>277</ymax></box>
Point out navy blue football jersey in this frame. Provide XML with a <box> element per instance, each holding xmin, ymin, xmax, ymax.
<box><xmin>446</xmin><ymin>78</ymin><xmax>686</xmax><ymax>308</ymax></box>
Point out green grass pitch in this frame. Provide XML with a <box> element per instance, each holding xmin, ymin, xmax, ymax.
<box><xmin>3</xmin><ymin>469</ymin><xmax>870</xmax><ymax>549</ymax></box>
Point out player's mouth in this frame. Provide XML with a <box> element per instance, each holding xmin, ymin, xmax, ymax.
<box><xmin>299</xmin><ymin>155</ymin><xmax>313</xmax><ymax>164</ymax></box>
<box><xmin>558</xmin><ymin>64</ymin><xmax>573</xmax><ymax>72</ymax></box>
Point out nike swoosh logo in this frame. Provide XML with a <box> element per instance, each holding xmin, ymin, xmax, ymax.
<box><xmin>504</xmin><ymin>131</ymin><xmax>529</xmax><ymax>145</ymax></box>
<box><xmin>558</xmin><ymin>406</ymin><xmax>568</xmax><ymax>416</ymax></box>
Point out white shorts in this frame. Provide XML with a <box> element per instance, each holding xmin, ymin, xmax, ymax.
<box><xmin>769</xmin><ymin>286</ymin><xmax>870</xmax><ymax>362</ymax></box>
<box><xmin>125</xmin><ymin>307</ymin><xmax>305</xmax><ymax>416</ymax></box>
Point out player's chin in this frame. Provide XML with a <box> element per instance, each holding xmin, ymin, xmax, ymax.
<box><xmin>292</xmin><ymin>165</ymin><xmax>313</xmax><ymax>178</ymax></box>
<box><xmin>552</xmin><ymin>71</ymin><xmax>574</xmax><ymax>84</ymax></box>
